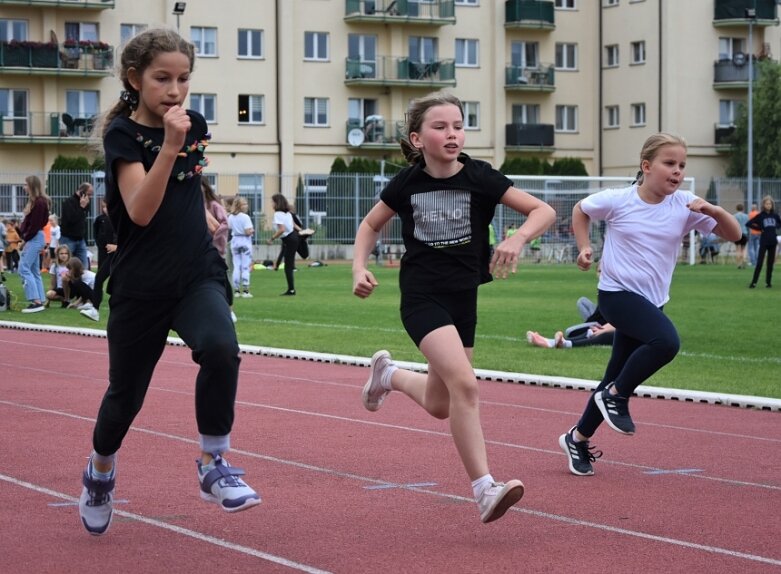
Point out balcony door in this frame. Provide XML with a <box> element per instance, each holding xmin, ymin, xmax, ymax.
<box><xmin>0</xmin><ymin>89</ymin><xmax>28</xmax><ymax>136</ymax></box>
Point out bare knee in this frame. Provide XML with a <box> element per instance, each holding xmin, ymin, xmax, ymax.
<box><xmin>448</xmin><ymin>377</ymin><xmax>480</xmax><ymax>410</ymax></box>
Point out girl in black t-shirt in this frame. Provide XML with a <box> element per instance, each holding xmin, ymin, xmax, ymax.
<box><xmin>78</xmin><ymin>29</ymin><xmax>259</xmax><ymax>537</ymax></box>
<box><xmin>352</xmin><ymin>92</ymin><xmax>556</xmax><ymax>524</ymax></box>
<box><xmin>747</xmin><ymin>195</ymin><xmax>781</xmax><ymax>288</ymax></box>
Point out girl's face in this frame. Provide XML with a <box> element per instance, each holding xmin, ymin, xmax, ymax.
<box><xmin>641</xmin><ymin>144</ymin><xmax>686</xmax><ymax>199</ymax></box>
<box><xmin>409</xmin><ymin>103</ymin><xmax>465</xmax><ymax>165</ymax></box>
<box><xmin>763</xmin><ymin>198</ymin><xmax>773</xmax><ymax>211</ymax></box>
<box><xmin>129</xmin><ymin>51</ymin><xmax>192</xmax><ymax>127</ymax></box>
<box><xmin>57</xmin><ymin>249</ymin><xmax>69</xmax><ymax>263</ymax></box>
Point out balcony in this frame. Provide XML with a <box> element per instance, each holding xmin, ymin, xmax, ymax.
<box><xmin>505</xmin><ymin>123</ymin><xmax>554</xmax><ymax>151</ymax></box>
<box><xmin>713</xmin><ymin>0</ymin><xmax>778</xmax><ymax>27</ymax></box>
<box><xmin>715</xmin><ymin>124</ymin><xmax>736</xmax><ymax>150</ymax></box>
<box><xmin>345</xmin><ymin>56</ymin><xmax>456</xmax><ymax>88</ymax></box>
<box><xmin>505</xmin><ymin>0</ymin><xmax>555</xmax><ymax>30</ymax></box>
<box><xmin>0</xmin><ymin>0</ymin><xmax>114</xmax><ymax>7</ymax></box>
<box><xmin>0</xmin><ymin>40</ymin><xmax>114</xmax><ymax>76</ymax></box>
<box><xmin>345</xmin><ymin>0</ymin><xmax>455</xmax><ymax>26</ymax></box>
<box><xmin>0</xmin><ymin>111</ymin><xmax>95</xmax><ymax>144</ymax></box>
<box><xmin>345</xmin><ymin>117</ymin><xmax>404</xmax><ymax>149</ymax></box>
<box><xmin>505</xmin><ymin>64</ymin><xmax>555</xmax><ymax>92</ymax></box>
<box><xmin>713</xmin><ymin>57</ymin><xmax>758</xmax><ymax>88</ymax></box>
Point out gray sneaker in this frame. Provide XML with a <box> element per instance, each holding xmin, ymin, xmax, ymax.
<box><xmin>576</xmin><ymin>296</ymin><xmax>597</xmax><ymax>321</ymax></box>
<box><xmin>79</xmin><ymin>457</ymin><xmax>115</xmax><ymax>535</ymax></box>
<box><xmin>197</xmin><ymin>454</ymin><xmax>261</xmax><ymax>512</ymax></box>
<box><xmin>362</xmin><ymin>350</ymin><xmax>393</xmax><ymax>412</ymax></box>
<box><xmin>477</xmin><ymin>480</ymin><xmax>525</xmax><ymax>523</ymax></box>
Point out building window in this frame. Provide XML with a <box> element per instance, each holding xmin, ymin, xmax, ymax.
<box><xmin>631</xmin><ymin>103</ymin><xmax>646</xmax><ymax>126</ymax></box>
<box><xmin>555</xmin><ymin>0</ymin><xmax>576</xmax><ymax>9</ymax></box>
<box><xmin>556</xmin><ymin>105</ymin><xmax>577</xmax><ymax>132</ymax></box>
<box><xmin>463</xmin><ymin>101</ymin><xmax>479</xmax><ymax>129</ymax></box>
<box><xmin>66</xmin><ymin>90</ymin><xmax>99</xmax><ymax>120</ymax></box>
<box><xmin>605</xmin><ymin>44</ymin><xmax>619</xmax><ymax>67</ymax></box>
<box><xmin>238</xmin><ymin>95</ymin><xmax>264</xmax><ymax>124</ymax></box>
<box><xmin>120</xmin><ymin>23</ymin><xmax>146</xmax><ymax>45</ymax></box>
<box><xmin>631</xmin><ymin>41</ymin><xmax>646</xmax><ymax>64</ymax></box>
<box><xmin>512</xmin><ymin>104</ymin><xmax>540</xmax><ymax>125</ymax></box>
<box><xmin>455</xmin><ymin>0</ymin><xmax>478</xmax><ymax>4</ymax></box>
<box><xmin>238</xmin><ymin>29</ymin><xmax>263</xmax><ymax>58</ymax></box>
<box><xmin>0</xmin><ymin>19</ymin><xmax>28</xmax><ymax>42</ymax></box>
<box><xmin>718</xmin><ymin>37</ymin><xmax>745</xmax><ymax>61</ymax></box>
<box><xmin>238</xmin><ymin>174</ymin><xmax>263</xmax><ymax>215</ymax></box>
<box><xmin>555</xmin><ymin>43</ymin><xmax>577</xmax><ymax>70</ymax></box>
<box><xmin>455</xmin><ymin>39</ymin><xmax>479</xmax><ymax>67</ymax></box>
<box><xmin>65</xmin><ymin>21</ymin><xmax>99</xmax><ymax>42</ymax></box>
<box><xmin>409</xmin><ymin>36</ymin><xmax>438</xmax><ymax>63</ymax></box>
<box><xmin>347</xmin><ymin>34</ymin><xmax>377</xmax><ymax>78</ymax></box>
<box><xmin>304</xmin><ymin>31</ymin><xmax>329</xmax><ymax>61</ymax></box>
<box><xmin>511</xmin><ymin>41</ymin><xmax>538</xmax><ymax>69</ymax></box>
<box><xmin>719</xmin><ymin>99</ymin><xmax>739</xmax><ymax>126</ymax></box>
<box><xmin>605</xmin><ymin>105</ymin><xmax>620</xmax><ymax>128</ymax></box>
<box><xmin>191</xmin><ymin>27</ymin><xmax>217</xmax><ymax>56</ymax></box>
<box><xmin>191</xmin><ymin>93</ymin><xmax>217</xmax><ymax>122</ymax></box>
<box><xmin>304</xmin><ymin>97</ymin><xmax>328</xmax><ymax>126</ymax></box>
<box><xmin>0</xmin><ymin>88</ymin><xmax>28</xmax><ymax>136</ymax></box>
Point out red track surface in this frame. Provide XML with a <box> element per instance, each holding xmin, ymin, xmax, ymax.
<box><xmin>1</xmin><ymin>328</ymin><xmax>779</xmax><ymax>573</ymax></box>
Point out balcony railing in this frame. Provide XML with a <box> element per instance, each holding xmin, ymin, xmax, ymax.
<box><xmin>345</xmin><ymin>0</ymin><xmax>455</xmax><ymax>25</ymax></box>
<box><xmin>345</xmin><ymin>56</ymin><xmax>456</xmax><ymax>87</ymax></box>
<box><xmin>713</xmin><ymin>0</ymin><xmax>778</xmax><ymax>26</ymax></box>
<box><xmin>505</xmin><ymin>0</ymin><xmax>555</xmax><ymax>30</ymax></box>
<box><xmin>0</xmin><ymin>0</ymin><xmax>115</xmax><ymax>7</ymax></box>
<box><xmin>505</xmin><ymin>123</ymin><xmax>554</xmax><ymax>149</ymax></box>
<box><xmin>0</xmin><ymin>111</ymin><xmax>95</xmax><ymax>142</ymax></box>
<box><xmin>505</xmin><ymin>64</ymin><xmax>555</xmax><ymax>91</ymax></box>
<box><xmin>0</xmin><ymin>41</ymin><xmax>114</xmax><ymax>75</ymax></box>
<box><xmin>713</xmin><ymin>58</ymin><xmax>758</xmax><ymax>87</ymax></box>
<box><xmin>345</xmin><ymin>117</ymin><xmax>404</xmax><ymax>148</ymax></box>
<box><xmin>715</xmin><ymin>124</ymin><xmax>736</xmax><ymax>148</ymax></box>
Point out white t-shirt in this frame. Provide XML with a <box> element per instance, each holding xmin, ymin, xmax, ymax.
<box><xmin>581</xmin><ymin>185</ymin><xmax>716</xmax><ymax>307</ymax></box>
<box><xmin>50</xmin><ymin>225</ymin><xmax>60</xmax><ymax>249</ymax></box>
<box><xmin>82</xmin><ymin>269</ymin><xmax>96</xmax><ymax>289</ymax></box>
<box><xmin>273</xmin><ymin>211</ymin><xmax>295</xmax><ymax>238</ymax></box>
<box><xmin>228</xmin><ymin>212</ymin><xmax>253</xmax><ymax>248</ymax></box>
<box><xmin>49</xmin><ymin>262</ymin><xmax>68</xmax><ymax>289</ymax></box>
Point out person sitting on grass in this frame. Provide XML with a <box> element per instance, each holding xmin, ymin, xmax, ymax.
<box><xmin>63</xmin><ymin>256</ymin><xmax>99</xmax><ymax>321</ymax></box>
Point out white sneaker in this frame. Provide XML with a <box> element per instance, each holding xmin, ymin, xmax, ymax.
<box><xmin>477</xmin><ymin>479</ymin><xmax>525</xmax><ymax>523</ymax></box>
<box><xmin>79</xmin><ymin>456</ymin><xmax>115</xmax><ymax>535</ymax></box>
<box><xmin>362</xmin><ymin>350</ymin><xmax>393</xmax><ymax>412</ymax></box>
<box><xmin>80</xmin><ymin>305</ymin><xmax>100</xmax><ymax>322</ymax></box>
<box><xmin>241</xmin><ymin>291</ymin><xmax>253</xmax><ymax>298</ymax></box>
<box><xmin>230</xmin><ymin>310</ymin><xmax>237</xmax><ymax>323</ymax></box>
<box><xmin>197</xmin><ymin>454</ymin><xmax>261</xmax><ymax>513</ymax></box>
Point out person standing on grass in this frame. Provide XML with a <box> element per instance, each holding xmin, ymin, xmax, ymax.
<box><xmin>228</xmin><ymin>196</ymin><xmax>255</xmax><ymax>298</ymax></box>
<box><xmin>18</xmin><ymin>175</ymin><xmax>50</xmax><ymax>313</ymax></box>
<box><xmin>558</xmin><ymin>133</ymin><xmax>741</xmax><ymax>477</ymax></box>
<box><xmin>732</xmin><ymin>203</ymin><xmax>749</xmax><ymax>269</ymax></box>
<box><xmin>202</xmin><ymin>179</ymin><xmax>236</xmax><ymax>322</ymax></box>
<box><xmin>352</xmin><ymin>92</ymin><xmax>556</xmax><ymax>523</ymax></box>
<box><xmin>60</xmin><ymin>182</ymin><xmax>93</xmax><ymax>268</ymax></box>
<box><xmin>267</xmin><ymin>193</ymin><xmax>301</xmax><ymax>296</ymax></box>
<box><xmin>78</xmin><ymin>27</ymin><xmax>259</xmax><ymax>537</ymax></box>
<box><xmin>746</xmin><ymin>195</ymin><xmax>781</xmax><ymax>289</ymax></box>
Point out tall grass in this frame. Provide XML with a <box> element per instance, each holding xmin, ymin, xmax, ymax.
<box><xmin>2</xmin><ymin>261</ymin><xmax>778</xmax><ymax>398</ymax></box>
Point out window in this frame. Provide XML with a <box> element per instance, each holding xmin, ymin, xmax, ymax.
<box><xmin>304</xmin><ymin>32</ymin><xmax>329</xmax><ymax>61</ymax></box>
<box><xmin>555</xmin><ymin>43</ymin><xmax>577</xmax><ymax>70</ymax></box>
<box><xmin>348</xmin><ymin>98</ymin><xmax>378</xmax><ymax>125</ymax></box>
<box><xmin>605</xmin><ymin>105</ymin><xmax>619</xmax><ymax>128</ymax></box>
<box><xmin>512</xmin><ymin>104</ymin><xmax>540</xmax><ymax>125</ymax></box>
<box><xmin>463</xmin><ymin>101</ymin><xmax>479</xmax><ymax>129</ymax></box>
<box><xmin>718</xmin><ymin>37</ymin><xmax>745</xmax><ymax>61</ymax></box>
<box><xmin>556</xmin><ymin>105</ymin><xmax>577</xmax><ymax>132</ymax></box>
<box><xmin>719</xmin><ymin>99</ymin><xmax>740</xmax><ymax>126</ymax></box>
<box><xmin>0</xmin><ymin>88</ymin><xmax>28</xmax><ymax>136</ymax></box>
<box><xmin>455</xmin><ymin>0</ymin><xmax>478</xmax><ymax>4</ymax></box>
<box><xmin>0</xmin><ymin>19</ymin><xmax>28</xmax><ymax>42</ymax></box>
<box><xmin>511</xmin><ymin>41</ymin><xmax>538</xmax><ymax>69</ymax></box>
<box><xmin>605</xmin><ymin>44</ymin><xmax>619</xmax><ymax>67</ymax></box>
<box><xmin>238</xmin><ymin>29</ymin><xmax>263</xmax><ymax>58</ymax></box>
<box><xmin>304</xmin><ymin>97</ymin><xmax>328</xmax><ymax>126</ymax></box>
<box><xmin>409</xmin><ymin>36</ymin><xmax>438</xmax><ymax>62</ymax></box>
<box><xmin>66</xmin><ymin>90</ymin><xmax>99</xmax><ymax>119</ymax></box>
<box><xmin>65</xmin><ymin>22</ymin><xmax>98</xmax><ymax>42</ymax></box>
<box><xmin>631</xmin><ymin>41</ymin><xmax>645</xmax><ymax>64</ymax></box>
<box><xmin>0</xmin><ymin>183</ymin><xmax>27</xmax><ymax>215</ymax></box>
<box><xmin>238</xmin><ymin>174</ymin><xmax>263</xmax><ymax>216</ymax></box>
<box><xmin>631</xmin><ymin>103</ymin><xmax>646</xmax><ymax>126</ymax></box>
<box><xmin>191</xmin><ymin>27</ymin><xmax>217</xmax><ymax>56</ymax></box>
<box><xmin>455</xmin><ymin>39</ymin><xmax>479</xmax><ymax>67</ymax></box>
<box><xmin>555</xmin><ymin>0</ymin><xmax>576</xmax><ymax>8</ymax></box>
<box><xmin>347</xmin><ymin>34</ymin><xmax>377</xmax><ymax>78</ymax></box>
<box><xmin>238</xmin><ymin>95</ymin><xmax>264</xmax><ymax>124</ymax></box>
<box><xmin>191</xmin><ymin>93</ymin><xmax>217</xmax><ymax>122</ymax></box>
<box><xmin>120</xmin><ymin>23</ymin><xmax>146</xmax><ymax>45</ymax></box>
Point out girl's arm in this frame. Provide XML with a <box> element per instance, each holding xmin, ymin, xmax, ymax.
<box><xmin>352</xmin><ymin>201</ymin><xmax>395</xmax><ymax>298</ymax></box>
<box><xmin>572</xmin><ymin>201</ymin><xmax>593</xmax><ymax>271</ymax></box>
<box><xmin>491</xmin><ymin>187</ymin><xmax>556</xmax><ymax>278</ymax></box>
<box><xmin>205</xmin><ymin>207</ymin><xmax>220</xmax><ymax>235</ymax></box>
<box><xmin>687</xmin><ymin>198</ymin><xmax>741</xmax><ymax>242</ymax></box>
<box><xmin>116</xmin><ymin>106</ymin><xmax>191</xmax><ymax>226</ymax></box>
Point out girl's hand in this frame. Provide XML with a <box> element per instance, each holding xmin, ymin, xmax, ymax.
<box><xmin>687</xmin><ymin>197</ymin><xmax>714</xmax><ymax>215</ymax></box>
<box><xmin>353</xmin><ymin>268</ymin><xmax>378</xmax><ymax>299</ymax></box>
<box><xmin>490</xmin><ymin>239</ymin><xmax>523</xmax><ymax>279</ymax></box>
<box><xmin>162</xmin><ymin>105</ymin><xmax>191</xmax><ymax>151</ymax></box>
<box><xmin>577</xmin><ymin>246</ymin><xmax>593</xmax><ymax>271</ymax></box>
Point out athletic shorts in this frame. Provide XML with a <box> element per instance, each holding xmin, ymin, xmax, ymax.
<box><xmin>400</xmin><ymin>288</ymin><xmax>478</xmax><ymax>348</ymax></box>
<box><xmin>734</xmin><ymin>234</ymin><xmax>748</xmax><ymax>247</ymax></box>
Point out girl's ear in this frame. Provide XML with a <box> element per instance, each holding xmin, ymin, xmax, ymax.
<box><xmin>409</xmin><ymin>131</ymin><xmax>423</xmax><ymax>149</ymax></box>
<box><xmin>127</xmin><ymin>67</ymin><xmax>142</xmax><ymax>92</ymax></box>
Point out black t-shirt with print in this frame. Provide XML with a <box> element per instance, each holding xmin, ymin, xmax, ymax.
<box><xmin>380</xmin><ymin>154</ymin><xmax>512</xmax><ymax>294</ymax></box>
<box><xmin>104</xmin><ymin>110</ymin><xmax>224</xmax><ymax>299</ymax></box>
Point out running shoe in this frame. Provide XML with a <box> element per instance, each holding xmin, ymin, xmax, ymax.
<box><xmin>362</xmin><ymin>350</ymin><xmax>393</xmax><ymax>412</ymax></box>
<box><xmin>79</xmin><ymin>456</ymin><xmax>115</xmax><ymax>535</ymax></box>
<box><xmin>197</xmin><ymin>454</ymin><xmax>261</xmax><ymax>513</ymax></box>
<box><xmin>594</xmin><ymin>383</ymin><xmax>635</xmax><ymax>435</ymax></box>
<box><xmin>559</xmin><ymin>426</ymin><xmax>602</xmax><ymax>476</ymax></box>
<box><xmin>477</xmin><ymin>480</ymin><xmax>525</xmax><ymax>523</ymax></box>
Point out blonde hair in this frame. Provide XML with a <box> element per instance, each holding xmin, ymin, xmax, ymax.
<box><xmin>399</xmin><ymin>91</ymin><xmax>464</xmax><ymax>165</ymax></box>
<box><xmin>231</xmin><ymin>196</ymin><xmax>248</xmax><ymax>215</ymax></box>
<box><xmin>634</xmin><ymin>133</ymin><xmax>687</xmax><ymax>185</ymax></box>
<box><xmin>761</xmin><ymin>195</ymin><xmax>776</xmax><ymax>212</ymax></box>
<box><xmin>56</xmin><ymin>244</ymin><xmax>72</xmax><ymax>262</ymax></box>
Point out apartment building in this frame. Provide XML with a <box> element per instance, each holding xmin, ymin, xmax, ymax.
<box><xmin>1</xmin><ymin>0</ymin><xmax>778</xmax><ymax>212</ymax></box>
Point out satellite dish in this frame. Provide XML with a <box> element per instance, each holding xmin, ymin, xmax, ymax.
<box><xmin>348</xmin><ymin>128</ymin><xmax>365</xmax><ymax>147</ymax></box>
<box><xmin>732</xmin><ymin>52</ymin><xmax>746</xmax><ymax>67</ymax></box>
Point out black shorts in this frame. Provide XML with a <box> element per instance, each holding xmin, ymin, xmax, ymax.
<box><xmin>400</xmin><ymin>288</ymin><xmax>478</xmax><ymax>348</ymax></box>
<box><xmin>735</xmin><ymin>234</ymin><xmax>748</xmax><ymax>247</ymax></box>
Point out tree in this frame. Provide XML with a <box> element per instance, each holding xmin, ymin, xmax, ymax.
<box><xmin>727</xmin><ymin>59</ymin><xmax>781</xmax><ymax>177</ymax></box>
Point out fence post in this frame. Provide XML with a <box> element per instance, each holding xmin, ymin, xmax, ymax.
<box><xmin>354</xmin><ymin>172</ymin><xmax>361</xmax><ymax>240</ymax></box>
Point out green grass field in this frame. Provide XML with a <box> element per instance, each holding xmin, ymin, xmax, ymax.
<box><xmin>2</xmin><ymin>261</ymin><xmax>779</xmax><ymax>398</ymax></box>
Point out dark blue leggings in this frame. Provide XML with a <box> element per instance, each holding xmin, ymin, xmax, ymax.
<box><xmin>576</xmin><ymin>290</ymin><xmax>680</xmax><ymax>438</ymax></box>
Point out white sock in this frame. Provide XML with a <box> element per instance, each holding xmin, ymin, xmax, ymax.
<box><xmin>380</xmin><ymin>364</ymin><xmax>397</xmax><ymax>391</ymax></box>
<box><xmin>545</xmin><ymin>338</ymin><xmax>555</xmax><ymax>348</ymax></box>
<box><xmin>471</xmin><ymin>474</ymin><xmax>495</xmax><ymax>499</ymax></box>
<box><xmin>563</xmin><ymin>340</ymin><xmax>573</xmax><ymax>348</ymax></box>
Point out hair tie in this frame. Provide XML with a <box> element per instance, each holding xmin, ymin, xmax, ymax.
<box><xmin>120</xmin><ymin>89</ymin><xmax>139</xmax><ymax>110</ymax></box>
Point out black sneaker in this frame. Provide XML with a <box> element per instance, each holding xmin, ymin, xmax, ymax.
<box><xmin>594</xmin><ymin>383</ymin><xmax>635</xmax><ymax>435</ymax></box>
<box><xmin>559</xmin><ymin>427</ymin><xmax>602</xmax><ymax>476</ymax></box>
<box><xmin>21</xmin><ymin>302</ymin><xmax>45</xmax><ymax>314</ymax></box>
<box><xmin>280</xmin><ymin>290</ymin><xmax>295</xmax><ymax>296</ymax></box>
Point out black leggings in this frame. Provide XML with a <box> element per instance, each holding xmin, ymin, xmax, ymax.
<box><xmin>92</xmin><ymin>276</ymin><xmax>239</xmax><ymax>456</ymax></box>
<box><xmin>280</xmin><ymin>233</ymin><xmax>299</xmax><ymax>292</ymax></box>
<box><xmin>751</xmin><ymin>242</ymin><xmax>776</xmax><ymax>286</ymax></box>
<box><xmin>576</xmin><ymin>290</ymin><xmax>680</xmax><ymax>437</ymax></box>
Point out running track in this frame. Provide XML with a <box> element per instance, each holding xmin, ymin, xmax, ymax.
<box><xmin>1</xmin><ymin>325</ymin><xmax>779</xmax><ymax>574</ymax></box>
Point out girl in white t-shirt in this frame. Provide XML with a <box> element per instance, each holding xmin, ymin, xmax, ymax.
<box><xmin>558</xmin><ymin>133</ymin><xmax>741</xmax><ymax>477</ymax></box>
<box><xmin>266</xmin><ymin>193</ymin><xmax>301</xmax><ymax>296</ymax></box>
<box><xmin>227</xmin><ymin>196</ymin><xmax>254</xmax><ymax>297</ymax></box>
<box><xmin>46</xmin><ymin>244</ymin><xmax>72</xmax><ymax>306</ymax></box>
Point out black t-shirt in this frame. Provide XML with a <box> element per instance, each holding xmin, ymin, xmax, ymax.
<box><xmin>104</xmin><ymin>110</ymin><xmax>224</xmax><ymax>299</ymax></box>
<box><xmin>380</xmin><ymin>154</ymin><xmax>512</xmax><ymax>294</ymax></box>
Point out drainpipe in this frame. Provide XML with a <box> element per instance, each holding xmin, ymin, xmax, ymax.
<box><xmin>658</xmin><ymin>0</ymin><xmax>663</xmax><ymax>131</ymax></box>
<box><xmin>598</xmin><ymin>2</ymin><xmax>603</xmax><ymax>175</ymax></box>
<box><xmin>275</xmin><ymin>0</ymin><xmax>282</xmax><ymax>176</ymax></box>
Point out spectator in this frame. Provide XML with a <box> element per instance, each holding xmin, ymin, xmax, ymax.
<box><xmin>60</xmin><ymin>182</ymin><xmax>93</xmax><ymax>268</ymax></box>
<box><xmin>5</xmin><ymin>219</ymin><xmax>21</xmax><ymax>273</ymax></box>
<box><xmin>18</xmin><ymin>175</ymin><xmax>50</xmax><ymax>313</ymax></box>
<box><xmin>747</xmin><ymin>202</ymin><xmax>761</xmax><ymax>266</ymax></box>
<box><xmin>732</xmin><ymin>203</ymin><xmax>749</xmax><ymax>269</ymax></box>
<box><xmin>46</xmin><ymin>244</ymin><xmax>73</xmax><ymax>307</ymax></box>
<box><xmin>747</xmin><ymin>195</ymin><xmax>781</xmax><ymax>288</ymax></box>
